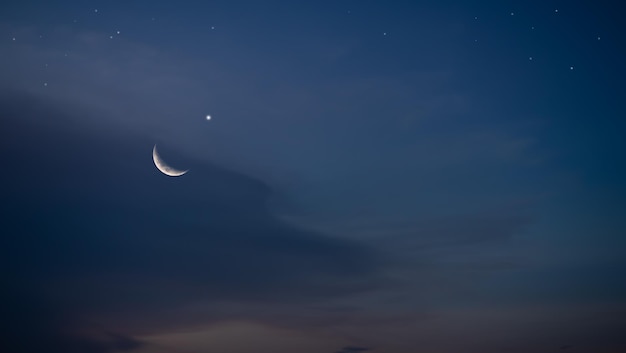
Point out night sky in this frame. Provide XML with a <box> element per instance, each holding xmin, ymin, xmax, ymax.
<box><xmin>2</xmin><ymin>1</ymin><xmax>626</xmax><ymax>352</ymax></box>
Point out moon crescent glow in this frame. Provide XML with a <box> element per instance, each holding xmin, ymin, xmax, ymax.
<box><xmin>152</xmin><ymin>145</ymin><xmax>188</xmax><ymax>177</ymax></box>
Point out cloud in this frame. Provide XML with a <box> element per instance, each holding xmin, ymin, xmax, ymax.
<box><xmin>4</xmin><ymin>333</ymin><xmax>143</xmax><ymax>353</ymax></box>
<box><xmin>334</xmin><ymin>346</ymin><xmax>370</xmax><ymax>353</ymax></box>
<box><xmin>1</xmin><ymin>283</ymin><xmax>144</xmax><ymax>353</ymax></box>
<box><xmin>0</xmin><ymin>91</ymin><xmax>386</xmax><ymax>346</ymax></box>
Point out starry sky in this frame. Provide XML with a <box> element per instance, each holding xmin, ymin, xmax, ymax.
<box><xmin>1</xmin><ymin>1</ymin><xmax>626</xmax><ymax>353</ymax></box>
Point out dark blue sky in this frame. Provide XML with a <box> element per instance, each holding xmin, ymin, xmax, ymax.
<box><xmin>1</xmin><ymin>1</ymin><xmax>625</xmax><ymax>352</ymax></box>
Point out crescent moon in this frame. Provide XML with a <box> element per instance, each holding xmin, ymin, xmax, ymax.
<box><xmin>152</xmin><ymin>145</ymin><xmax>188</xmax><ymax>177</ymax></box>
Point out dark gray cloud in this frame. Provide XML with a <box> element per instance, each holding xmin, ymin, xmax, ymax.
<box><xmin>334</xmin><ymin>346</ymin><xmax>369</xmax><ymax>353</ymax></box>
<box><xmin>3</xmin><ymin>331</ymin><xmax>143</xmax><ymax>353</ymax></box>
<box><xmin>1</xmin><ymin>284</ymin><xmax>144</xmax><ymax>353</ymax></box>
<box><xmin>0</xmin><ymin>91</ymin><xmax>385</xmax><ymax>349</ymax></box>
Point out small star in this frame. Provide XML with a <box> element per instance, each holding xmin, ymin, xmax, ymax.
<box><xmin>43</xmin><ymin>82</ymin><xmax>48</xmax><ymax>87</ymax></box>
<box><xmin>383</xmin><ymin>32</ymin><xmax>387</xmax><ymax>36</ymax></box>
<box><xmin>116</xmin><ymin>30</ymin><xmax>120</xmax><ymax>34</ymax></box>
<box><xmin>211</xmin><ymin>26</ymin><xmax>215</xmax><ymax>30</ymax></box>
<box><xmin>73</xmin><ymin>19</ymin><xmax>77</xmax><ymax>23</ymax></box>
<box><xmin>206</xmin><ymin>115</ymin><xmax>211</xmax><ymax>121</ymax></box>
<box><xmin>474</xmin><ymin>16</ymin><xmax>478</xmax><ymax>20</ymax></box>
<box><xmin>570</xmin><ymin>66</ymin><xmax>574</xmax><ymax>70</ymax></box>
<box><xmin>529</xmin><ymin>56</ymin><xmax>533</xmax><ymax>60</ymax></box>
<box><xmin>510</xmin><ymin>12</ymin><xmax>514</xmax><ymax>16</ymax></box>
<box><xmin>109</xmin><ymin>35</ymin><xmax>113</xmax><ymax>39</ymax></box>
<box><xmin>597</xmin><ymin>36</ymin><xmax>601</xmax><ymax>40</ymax></box>
<box><xmin>531</xmin><ymin>26</ymin><xmax>535</xmax><ymax>30</ymax></box>
<box><xmin>348</xmin><ymin>10</ymin><xmax>351</xmax><ymax>14</ymax></box>
<box><xmin>64</xmin><ymin>53</ymin><xmax>68</xmax><ymax>57</ymax></box>
<box><xmin>151</xmin><ymin>17</ymin><xmax>155</xmax><ymax>21</ymax></box>
<box><xmin>12</xmin><ymin>37</ymin><xmax>16</xmax><ymax>41</ymax></box>
<box><xmin>94</xmin><ymin>9</ymin><xmax>98</xmax><ymax>13</ymax></box>
<box><xmin>555</xmin><ymin>9</ymin><xmax>559</xmax><ymax>13</ymax></box>
<box><xmin>44</xmin><ymin>63</ymin><xmax>48</xmax><ymax>67</ymax></box>
<box><xmin>474</xmin><ymin>39</ymin><xmax>478</xmax><ymax>42</ymax></box>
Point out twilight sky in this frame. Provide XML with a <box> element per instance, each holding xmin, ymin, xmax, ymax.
<box><xmin>1</xmin><ymin>1</ymin><xmax>626</xmax><ymax>352</ymax></box>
